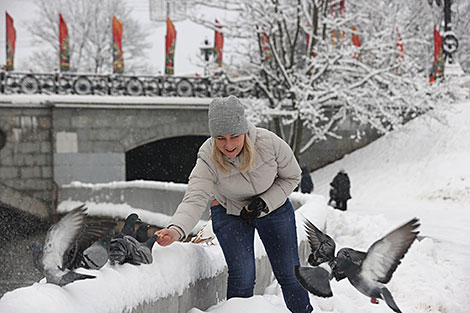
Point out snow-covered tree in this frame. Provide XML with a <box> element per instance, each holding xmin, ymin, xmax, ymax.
<box><xmin>451</xmin><ymin>1</ymin><xmax>470</xmax><ymax>72</ymax></box>
<box><xmin>187</xmin><ymin>0</ymin><xmax>456</xmax><ymax>158</ymax></box>
<box><xmin>25</xmin><ymin>0</ymin><xmax>152</xmax><ymax>74</ymax></box>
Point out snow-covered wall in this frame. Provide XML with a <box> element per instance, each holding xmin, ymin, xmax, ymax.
<box><xmin>0</xmin><ymin>192</ymin><xmax>327</xmax><ymax>313</ymax></box>
<box><xmin>58</xmin><ymin>180</ymin><xmax>309</xmax><ymax>229</ymax></box>
<box><xmin>59</xmin><ymin>180</ymin><xmax>198</xmax><ymax>220</ymax></box>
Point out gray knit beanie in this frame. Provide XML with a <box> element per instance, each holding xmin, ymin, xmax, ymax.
<box><xmin>208</xmin><ymin>95</ymin><xmax>249</xmax><ymax>137</ymax></box>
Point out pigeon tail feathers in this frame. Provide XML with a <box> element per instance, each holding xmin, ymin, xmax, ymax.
<box><xmin>381</xmin><ymin>287</ymin><xmax>402</xmax><ymax>313</ymax></box>
<box><xmin>58</xmin><ymin>271</ymin><xmax>95</xmax><ymax>286</ymax></box>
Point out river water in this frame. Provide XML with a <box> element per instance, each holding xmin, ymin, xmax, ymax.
<box><xmin>0</xmin><ymin>205</ymin><xmax>48</xmax><ymax>297</ymax></box>
<box><xmin>0</xmin><ymin>205</ymin><xmax>160</xmax><ymax>297</ymax></box>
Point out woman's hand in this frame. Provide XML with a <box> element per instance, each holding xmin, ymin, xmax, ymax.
<box><xmin>240</xmin><ymin>197</ymin><xmax>268</xmax><ymax>224</ymax></box>
<box><xmin>155</xmin><ymin>228</ymin><xmax>180</xmax><ymax>246</ymax></box>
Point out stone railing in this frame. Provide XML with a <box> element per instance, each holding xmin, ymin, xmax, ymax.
<box><xmin>0</xmin><ymin>71</ymin><xmax>259</xmax><ymax>98</ymax></box>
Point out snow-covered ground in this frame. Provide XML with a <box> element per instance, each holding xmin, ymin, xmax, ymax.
<box><xmin>189</xmin><ymin>99</ymin><xmax>470</xmax><ymax>312</ymax></box>
<box><xmin>1</xmin><ymin>98</ymin><xmax>470</xmax><ymax>313</ymax></box>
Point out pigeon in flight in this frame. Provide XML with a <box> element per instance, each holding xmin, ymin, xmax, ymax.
<box><xmin>29</xmin><ymin>205</ymin><xmax>114</xmax><ymax>286</ymax></box>
<box><xmin>109</xmin><ymin>234</ymin><xmax>159</xmax><ymax>265</ymax></box>
<box><xmin>295</xmin><ymin>218</ymin><xmax>420</xmax><ymax>313</ymax></box>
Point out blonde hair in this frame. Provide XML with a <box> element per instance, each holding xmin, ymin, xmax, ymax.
<box><xmin>212</xmin><ymin>134</ymin><xmax>255</xmax><ymax>174</ymax></box>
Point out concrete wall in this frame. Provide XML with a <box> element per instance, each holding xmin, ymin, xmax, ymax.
<box><xmin>131</xmin><ymin>238</ymin><xmax>310</xmax><ymax>313</ymax></box>
<box><xmin>59</xmin><ymin>182</ymin><xmax>201</xmax><ymax>218</ymax></box>
<box><xmin>0</xmin><ymin>105</ymin><xmax>54</xmax><ymax>210</ymax></box>
<box><xmin>54</xmin><ymin>153</ymin><xmax>125</xmax><ymax>185</ymax></box>
<box><xmin>0</xmin><ymin>96</ymin><xmax>211</xmax><ymax>216</ymax></box>
<box><xmin>51</xmin><ymin>102</ymin><xmax>210</xmax><ymax>186</ymax></box>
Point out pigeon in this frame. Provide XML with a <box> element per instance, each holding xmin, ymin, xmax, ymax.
<box><xmin>114</xmin><ymin>213</ymin><xmax>140</xmax><ymax>239</ymax></box>
<box><xmin>135</xmin><ymin>223</ymin><xmax>151</xmax><ymax>243</ymax></box>
<box><xmin>29</xmin><ymin>205</ymin><xmax>114</xmax><ymax>286</ymax></box>
<box><xmin>295</xmin><ymin>218</ymin><xmax>420</xmax><ymax>313</ymax></box>
<box><xmin>109</xmin><ymin>234</ymin><xmax>159</xmax><ymax>265</ymax></box>
<box><xmin>61</xmin><ymin>219</ymin><xmax>116</xmax><ymax>271</ymax></box>
<box><xmin>302</xmin><ymin>219</ymin><xmax>367</xmax><ymax>282</ymax></box>
<box><xmin>73</xmin><ymin>223</ymin><xmax>116</xmax><ymax>270</ymax></box>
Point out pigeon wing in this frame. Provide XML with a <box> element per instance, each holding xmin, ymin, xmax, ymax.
<box><xmin>361</xmin><ymin>218</ymin><xmax>420</xmax><ymax>284</ymax></box>
<box><xmin>42</xmin><ymin>205</ymin><xmax>87</xmax><ymax>271</ymax></box>
<box><xmin>63</xmin><ymin>221</ymin><xmax>116</xmax><ymax>270</ymax></box>
<box><xmin>294</xmin><ymin>266</ymin><xmax>333</xmax><ymax>297</ymax></box>
<box><xmin>136</xmin><ymin>234</ymin><xmax>159</xmax><ymax>264</ymax></box>
<box><xmin>304</xmin><ymin>219</ymin><xmax>336</xmax><ymax>266</ymax></box>
<box><xmin>109</xmin><ymin>237</ymin><xmax>129</xmax><ymax>265</ymax></box>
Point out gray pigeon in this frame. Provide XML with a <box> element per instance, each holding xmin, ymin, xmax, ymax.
<box><xmin>109</xmin><ymin>234</ymin><xmax>159</xmax><ymax>265</ymax></box>
<box><xmin>29</xmin><ymin>205</ymin><xmax>113</xmax><ymax>286</ymax></box>
<box><xmin>302</xmin><ymin>219</ymin><xmax>367</xmax><ymax>282</ymax></box>
<box><xmin>295</xmin><ymin>218</ymin><xmax>420</xmax><ymax>313</ymax></box>
<box><xmin>69</xmin><ymin>222</ymin><xmax>116</xmax><ymax>270</ymax></box>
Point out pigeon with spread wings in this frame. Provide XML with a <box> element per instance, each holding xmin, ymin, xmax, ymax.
<box><xmin>295</xmin><ymin>218</ymin><xmax>420</xmax><ymax>313</ymax></box>
<box><xmin>29</xmin><ymin>205</ymin><xmax>115</xmax><ymax>286</ymax></box>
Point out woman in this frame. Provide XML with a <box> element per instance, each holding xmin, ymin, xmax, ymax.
<box><xmin>156</xmin><ymin>95</ymin><xmax>313</xmax><ymax>313</ymax></box>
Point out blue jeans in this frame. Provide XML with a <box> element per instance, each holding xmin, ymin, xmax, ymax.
<box><xmin>210</xmin><ymin>199</ymin><xmax>313</xmax><ymax>313</ymax></box>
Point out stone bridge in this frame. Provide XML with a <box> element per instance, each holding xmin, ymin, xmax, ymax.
<box><xmin>0</xmin><ymin>94</ymin><xmax>379</xmax><ymax>219</ymax></box>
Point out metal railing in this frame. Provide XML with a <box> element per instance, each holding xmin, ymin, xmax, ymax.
<box><xmin>0</xmin><ymin>71</ymin><xmax>260</xmax><ymax>98</ymax></box>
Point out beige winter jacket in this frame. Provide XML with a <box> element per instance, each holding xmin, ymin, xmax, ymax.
<box><xmin>169</xmin><ymin>122</ymin><xmax>301</xmax><ymax>239</ymax></box>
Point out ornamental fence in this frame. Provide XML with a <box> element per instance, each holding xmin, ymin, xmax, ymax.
<box><xmin>0</xmin><ymin>71</ymin><xmax>261</xmax><ymax>98</ymax></box>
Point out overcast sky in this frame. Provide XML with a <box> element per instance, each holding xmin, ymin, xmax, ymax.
<box><xmin>0</xmin><ymin>0</ymin><xmax>218</xmax><ymax>75</ymax></box>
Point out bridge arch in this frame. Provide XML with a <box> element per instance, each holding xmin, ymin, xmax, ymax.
<box><xmin>125</xmin><ymin>135</ymin><xmax>209</xmax><ymax>183</ymax></box>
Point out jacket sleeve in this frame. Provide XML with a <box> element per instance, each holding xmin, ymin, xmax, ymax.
<box><xmin>168</xmin><ymin>154</ymin><xmax>216</xmax><ymax>239</ymax></box>
<box><xmin>259</xmin><ymin>133</ymin><xmax>301</xmax><ymax>211</ymax></box>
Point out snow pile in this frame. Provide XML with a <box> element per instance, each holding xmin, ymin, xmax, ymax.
<box><xmin>64</xmin><ymin>180</ymin><xmax>189</xmax><ymax>192</ymax></box>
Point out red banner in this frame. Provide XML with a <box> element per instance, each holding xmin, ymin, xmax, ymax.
<box><xmin>59</xmin><ymin>14</ymin><xmax>70</xmax><ymax>72</ymax></box>
<box><xmin>396</xmin><ymin>27</ymin><xmax>404</xmax><ymax>60</ymax></box>
<box><xmin>431</xmin><ymin>27</ymin><xmax>444</xmax><ymax>82</ymax></box>
<box><xmin>330</xmin><ymin>1</ymin><xmax>345</xmax><ymax>46</ymax></box>
<box><xmin>352</xmin><ymin>26</ymin><xmax>361</xmax><ymax>47</ymax></box>
<box><xmin>112</xmin><ymin>15</ymin><xmax>124</xmax><ymax>74</ymax></box>
<box><xmin>433</xmin><ymin>28</ymin><xmax>442</xmax><ymax>63</ymax></box>
<box><xmin>214</xmin><ymin>20</ymin><xmax>223</xmax><ymax>67</ymax></box>
<box><xmin>6</xmin><ymin>12</ymin><xmax>16</xmax><ymax>71</ymax></box>
<box><xmin>260</xmin><ymin>32</ymin><xmax>271</xmax><ymax>61</ymax></box>
<box><xmin>331</xmin><ymin>0</ymin><xmax>345</xmax><ymax>17</ymax></box>
<box><xmin>165</xmin><ymin>17</ymin><xmax>176</xmax><ymax>75</ymax></box>
<box><xmin>351</xmin><ymin>25</ymin><xmax>361</xmax><ymax>59</ymax></box>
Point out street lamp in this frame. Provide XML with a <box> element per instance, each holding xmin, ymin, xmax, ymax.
<box><xmin>429</xmin><ymin>0</ymin><xmax>459</xmax><ymax>59</ymax></box>
<box><xmin>428</xmin><ymin>0</ymin><xmax>462</xmax><ymax>77</ymax></box>
<box><xmin>199</xmin><ymin>38</ymin><xmax>213</xmax><ymax>76</ymax></box>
